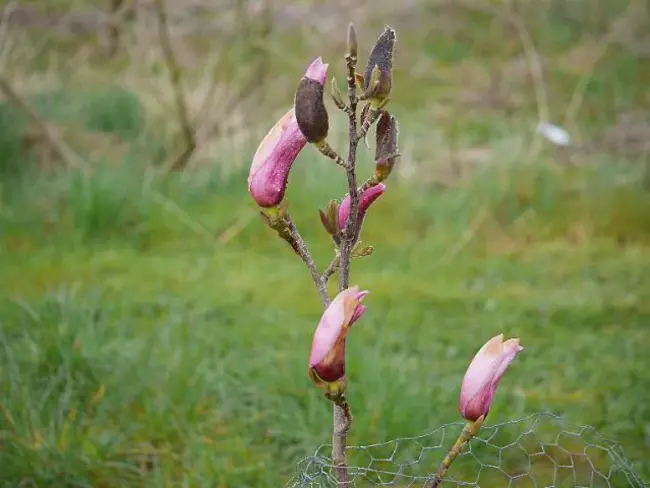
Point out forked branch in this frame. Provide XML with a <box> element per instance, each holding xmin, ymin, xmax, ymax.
<box><xmin>152</xmin><ymin>0</ymin><xmax>197</xmax><ymax>172</ymax></box>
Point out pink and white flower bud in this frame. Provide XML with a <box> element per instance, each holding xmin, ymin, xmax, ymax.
<box><xmin>459</xmin><ymin>334</ymin><xmax>523</xmax><ymax>422</ymax></box>
<box><xmin>337</xmin><ymin>184</ymin><xmax>386</xmax><ymax>231</ymax></box>
<box><xmin>309</xmin><ymin>286</ymin><xmax>369</xmax><ymax>383</ymax></box>
<box><xmin>247</xmin><ymin>108</ymin><xmax>307</xmax><ymax>208</ymax></box>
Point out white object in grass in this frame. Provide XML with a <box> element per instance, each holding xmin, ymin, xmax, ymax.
<box><xmin>536</xmin><ymin>122</ymin><xmax>572</xmax><ymax>147</ymax></box>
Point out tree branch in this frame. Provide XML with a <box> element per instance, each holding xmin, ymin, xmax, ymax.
<box><xmin>339</xmin><ymin>27</ymin><xmax>360</xmax><ymax>293</ymax></box>
<box><xmin>106</xmin><ymin>0</ymin><xmax>135</xmax><ymax>58</ymax></box>
<box><xmin>0</xmin><ymin>77</ymin><xmax>85</xmax><ymax>169</ymax></box>
<box><xmin>330</xmin><ymin>23</ymin><xmax>362</xmax><ymax>488</ymax></box>
<box><xmin>322</xmin><ymin>255</ymin><xmax>340</xmax><ymax>283</ymax></box>
<box><xmin>284</xmin><ymin>216</ymin><xmax>330</xmax><ymax>307</ymax></box>
<box><xmin>152</xmin><ymin>0</ymin><xmax>196</xmax><ymax>172</ymax></box>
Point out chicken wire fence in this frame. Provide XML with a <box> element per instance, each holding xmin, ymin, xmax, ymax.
<box><xmin>287</xmin><ymin>413</ymin><xmax>647</xmax><ymax>488</ymax></box>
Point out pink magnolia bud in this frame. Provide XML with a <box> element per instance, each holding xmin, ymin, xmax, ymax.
<box><xmin>338</xmin><ymin>184</ymin><xmax>386</xmax><ymax>231</ymax></box>
<box><xmin>247</xmin><ymin>108</ymin><xmax>307</xmax><ymax>208</ymax></box>
<box><xmin>459</xmin><ymin>334</ymin><xmax>523</xmax><ymax>422</ymax></box>
<box><xmin>309</xmin><ymin>286</ymin><xmax>369</xmax><ymax>383</ymax></box>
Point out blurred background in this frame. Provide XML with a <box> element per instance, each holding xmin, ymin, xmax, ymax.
<box><xmin>0</xmin><ymin>0</ymin><xmax>649</xmax><ymax>486</ymax></box>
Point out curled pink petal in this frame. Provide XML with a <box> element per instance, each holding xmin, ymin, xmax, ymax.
<box><xmin>459</xmin><ymin>334</ymin><xmax>523</xmax><ymax>422</ymax></box>
<box><xmin>304</xmin><ymin>56</ymin><xmax>329</xmax><ymax>85</ymax></box>
<box><xmin>247</xmin><ymin>108</ymin><xmax>307</xmax><ymax>208</ymax></box>
<box><xmin>309</xmin><ymin>286</ymin><xmax>369</xmax><ymax>382</ymax></box>
<box><xmin>350</xmin><ymin>304</ymin><xmax>367</xmax><ymax>325</ymax></box>
<box><xmin>338</xmin><ymin>184</ymin><xmax>386</xmax><ymax>231</ymax></box>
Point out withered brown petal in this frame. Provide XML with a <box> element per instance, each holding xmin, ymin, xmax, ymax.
<box><xmin>326</xmin><ymin>199</ymin><xmax>339</xmax><ymax>231</ymax></box>
<box><xmin>375</xmin><ymin>112</ymin><xmax>399</xmax><ymax>181</ymax></box>
<box><xmin>375</xmin><ymin>111</ymin><xmax>397</xmax><ymax>161</ymax></box>
<box><xmin>294</xmin><ymin>78</ymin><xmax>329</xmax><ymax>143</ymax></box>
<box><xmin>319</xmin><ymin>209</ymin><xmax>333</xmax><ymax>234</ymax></box>
<box><xmin>363</xmin><ymin>26</ymin><xmax>396</xmax><ymax>96</ymax></box>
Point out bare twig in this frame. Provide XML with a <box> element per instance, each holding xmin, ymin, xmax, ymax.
<box><xmin>217</xmin><ymin>211</ymin><xmax>257</xmax><ymax>245</ymax></box>
<box><xmin>193</xmin><ymin>65</ymin><xmax>258</xmax><ymax>135</ymax></box>
<box><xmin>425</xmin><ymin>418</ymin><xmax>484</xmax><ymax>488</ymax></box>
<box><xmin>152</xmin><ymin>0</ymin><xmax>196</xmax><ymax>172</ymax></box>
<box><xmin>562</xmin><ymin>1</ymin><xmax>636</xmax><ymax>138</ymax></box>
<box><xmin>0</xmin><ymin>0</ymin><xmax>17</xmax><ymax>70</ymax></box>
<box><xmin>339</xmin><ymin>26</ymin><xmax>361</xmax><ymax>292</ymax></box>
<box><xmin>149</xmin><ymin>190</ymin><xmax>213</xmax><ymax>242</ymax></box>
<box><xmin>322</xmin><ymin>255</ymin><xmax>340</xmax><ymax>283</ymax></box>
<box><xmin>505</xmin><ymin>10</ymin><xmax>548</xmax><ymax>162</ymax></box>
<box><xmin>283</xmin><ymin>216</ymin><xmax>330</xmax><ymax>306</ymax></box>
<box><xmin>456</xmin><ymin>1</ymin><xmax>548</xmax><ymax>162</ymax></box>
<box><xmin>0</xmin><ymin>77</ymin><xmax>85</xmax><ymax>169</ymax></box>
<box><xmin>333</xmin><ymin>395</ymin><xmax>353</xmax><ymax>486</ymax></box>
<box><xmin>106</xmin><ymin>0</ymin><xmax>135</xmax><ymax>58</ymax></box>
<box><xmin>317</xmin><ymin>142</ymin><xmax>350</xmax><ymax>170</ymax></box>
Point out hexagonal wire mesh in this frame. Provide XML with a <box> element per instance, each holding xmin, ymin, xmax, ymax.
<box><xmin>287</xmin><ymin>413</ymin><xmax>647</xmax><ymax>488</ymax></box>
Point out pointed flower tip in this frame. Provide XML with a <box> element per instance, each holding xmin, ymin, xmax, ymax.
<box><xmin>357</xmin><ymin>289</ymin><xmax>370</xmax><ymax>300</ymax></box>
<box><xmin>305</xmin><ymin>56</ymin><xmax>329</xmax><ymax>85</ymax></box>
<box><xmin>351</xmin><ymin>304</ymin><xmax>367</xmax><ymax>325</ymax></box>
<box><xmin>369</xmin><ymin>182</ymin><xmax>387</xmax><ymax>196</ymax></box>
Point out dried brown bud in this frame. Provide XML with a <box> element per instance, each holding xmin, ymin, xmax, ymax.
<box><xmin>363</xmin><ymin>26</ymin><xmax>395</xmax><ymax>101</ymax></box>
<box><xmin>295</xmin><ymin>77</ymin><xmax>329</xmax><ymax>143</ymax></box>
<box><xmin>375</xmin><ymin>112</ymin><xmax>399</xmax><ymax>181</ymax></box>
<box><xmin>294</xmin><ymin>58</ymin><xmax>330</xmax><ymax>143</ymax></box>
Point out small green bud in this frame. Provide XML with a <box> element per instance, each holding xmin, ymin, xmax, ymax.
<box><xmin>330</xmin><ymin>77</ymin><xmax>346</xmax><ymax>110</ymax></box>
<box><xmin>347</xmin><ymin>23</ymin><xmax>358</xmax><ymax>60</ymax></box>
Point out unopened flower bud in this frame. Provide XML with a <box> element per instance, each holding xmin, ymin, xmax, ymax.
<box><xmin>363</xmin><ymin>26</ymin><xmax>395</xmax><ymax>103</ymax></box>
<box><xmin>338</xmin><ymin>184</ymin><xmax>386</xmax><ymax>231</ymax></box>
<box><xmin>248</xmin><ymin>108</ymin><xmax>307</xmax><ymax>208</ymax></box>
<box><xmin>459</xmin><ymin>334</ymin><xmax>523</xmax><ymax>422</ymax></box>
<box><xmin>318</xmin><ymin>199</ymin><xmax>340</xmax><ymax>237</ymax></box>
<box><xmin>294</xmin><ymin>57</ymin><xmax>330</xmax><ymax>143</ymax></box>
<box><xmin>375</xmin><ymin>112</ymin><xmax>399</xmax><ymax>182</ymax></box>
<box><xmin>347</xmin><ymin>22</ymin><xmax>358</xmax><ymax>60</ymax></box>
<box><xmin>330</xmin><ymin>77</ymin><xmax>346</xmax><ymax>110</ymax></box>
<box><xmin>309</xmin><ymin>286</ymin><xmax>369</xmax><ymax>396</ymax></box>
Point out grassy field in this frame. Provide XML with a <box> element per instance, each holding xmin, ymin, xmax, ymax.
<box><xmin>1</xmin><ymin>1</ymin><xmax>650</xmax><ymax>487</ymax></box>
<box><xmin>1</xmin><ymin>157</ymin><xmax>649</xmax><ymax>487</ymax></box>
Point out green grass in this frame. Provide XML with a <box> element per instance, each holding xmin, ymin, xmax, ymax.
<box><xmin>0</xmin><ymin>152</ymin><xmax>649</xmax><ymax>486</ymax></box>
